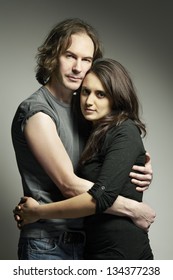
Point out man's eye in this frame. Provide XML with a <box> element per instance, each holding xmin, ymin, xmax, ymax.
<box><xmin>66</xmin><ymin>54</ymin><xmax>73</xmax><ymax>58</ymax></box>
<box><xmin>83</xmin><ymin>58</ymin><xmax>92</xmax><ymax>63</ymax></box>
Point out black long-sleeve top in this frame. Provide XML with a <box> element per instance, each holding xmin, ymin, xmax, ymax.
<box><xmin>78</xmin><ymin>119</ymin><xmax>153</xmax><ymax>259</ymax></box>
<box><xmin>81</xmin><ymin>119</ymin><xmax>145</xmax><ymax>213</ymax></box>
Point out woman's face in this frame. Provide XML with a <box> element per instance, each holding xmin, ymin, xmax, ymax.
<box><xmin>80</xmin><ymin>72</ymin><xmax>112</xmax><ymax>123</ymax></box>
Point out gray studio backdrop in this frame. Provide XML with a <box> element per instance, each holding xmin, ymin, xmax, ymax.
<box><xmin>0</xmin><ymin>0</ymin><xmax>172</xmax><ymax>259</ymax></box>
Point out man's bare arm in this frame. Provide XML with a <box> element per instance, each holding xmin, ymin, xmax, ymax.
<box><xmin>15</xmin><ymin>112</ymin><xmax>155</xmax><ymax>230</ymax></box>
<box><xmin>24</xmin><ymin>112</ymin><xmax>93</xmax><ymax>197</ymax></box>
<box><xmin>14</xmin><ymin>194</ymin><xmax>156</xmax><ymax>231</ymax></box>
<box><xmin>24</xmin><ymin>113</ymin><xmax>153</xmax><ymax>196</ymax></box>
<box><xmin>105</xmin><ymin>196</ymin><xmax>156</xmax><ymax>230</ymax></box>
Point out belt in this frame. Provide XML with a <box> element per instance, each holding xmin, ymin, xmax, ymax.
<box><xmin>60</xmin><ymin>231</ymin><xmax>85</xmax><ymax>244</ymax></box>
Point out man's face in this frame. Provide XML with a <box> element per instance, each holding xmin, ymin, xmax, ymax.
<box><xmin>56</xmin><ymin>33</ymin><xmax>94</xmax><ymax>92</ymax></box>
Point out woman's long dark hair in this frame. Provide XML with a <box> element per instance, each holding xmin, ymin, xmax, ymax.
<box><xmin>79</xmin><ymin>58</ymin><xmax>146</xmax><ymax>165</ymax></box>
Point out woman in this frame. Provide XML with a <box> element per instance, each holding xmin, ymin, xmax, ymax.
<box><xmin>14</xmin><ymin>58</ymin><xmax>154</xmax><ymax>259</ymax></box>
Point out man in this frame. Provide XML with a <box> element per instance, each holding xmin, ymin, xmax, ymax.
<box><xmin>12</xmin><ymin>18</ymin><xmax>155</xmax><ymax>260</ymax></box>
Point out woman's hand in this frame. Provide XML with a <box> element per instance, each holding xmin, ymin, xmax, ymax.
<box><xmin>13</xmin><ymin>197</ymin><xmax>40</xmax><ymax>228</ymax></box>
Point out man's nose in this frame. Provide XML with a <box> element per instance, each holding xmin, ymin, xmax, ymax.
<box><xmin>72</xmin><ymin>60</ymin><xmax>82</xmax><ymax>73</ymax></box>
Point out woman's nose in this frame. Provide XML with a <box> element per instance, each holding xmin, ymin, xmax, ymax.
<box><xmin>86</xmin><ymin>94</ymin><xmax>94</xmax><ymax>106</ymax></box>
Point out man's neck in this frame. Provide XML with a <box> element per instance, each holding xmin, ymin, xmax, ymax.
<box><xmin>45</xmin><ymin>76</ymin><xmax>73</xmax><ymax>104</ymax></box>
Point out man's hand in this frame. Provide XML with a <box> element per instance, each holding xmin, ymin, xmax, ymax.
<box><xmin>131</xmin><ymin>201</ymin><xmax>156</xmax><ymax>231</ymax></box>
<box><xmin>130</xmin><ymin>152</ymin><xmax>153</xmax><ymax>191</ymax></box>
<box><xmin>13</xmin><ymin>197</ymin><xmax>40</xmax><ymax>228</ymax></box>
<box><xmin>106</xmin><ymin>196</ymin><xmax>156</xmax><ymax>231</ymax></box>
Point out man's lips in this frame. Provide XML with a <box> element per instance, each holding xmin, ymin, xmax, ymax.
<box><xmin>67</xmin><ymin>75</ymin><xmax>83</xmax><ymax>82</ymax></box>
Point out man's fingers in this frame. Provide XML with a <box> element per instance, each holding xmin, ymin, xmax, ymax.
<box><xmin>131</xmin><ymin>165</ymin><xmax>147</xmax><ymax>173</ymax></box>
<box><xmin>136</xmin><ymin>186</ymin><xmax>149</xmax><ymax>192</ymax></box>
<box><xmin>13</xmin><ymin>205</ymin><xmax>22</xmax><ymax>215</ymax></box>
<box><xmin>13</xmin><ymin>205</ymin><xmax>23</xmax><ymax>222</ymax></box>
<box><xmin>17</xmin><ymin>221</ymin><xmax>23</xmax><ymax>229</ymax></box>
<box><xmin>131</xmin><ymin>178</ymin><xmax>150</xmax><ymax>187</ymax></box>
<box><xmin>19</xmin><ymin>197</ymin><xmax>28</xmax><ymax>204</ymax></box>
<box><xmin>130</xmin><ymin>172</ymin><xmax>152</xmax><ymax>181</ymax></box>
<box><xmin>14</xmin><ymin>214</ymin><xmax>21</xmax><ymax>221</ymax></box>
<box><xmin>131</xmin><ymin>164</ymin><xmax>153</xmax><ymax>177</ymax></box>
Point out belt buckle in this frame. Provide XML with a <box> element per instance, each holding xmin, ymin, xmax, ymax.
<box><xmin>63</xmin><ymin>232</ymin><xmax>72</xmax><ymax>244</ymax></box>
<box><xmin>62</xmin><ymin>231</ymin><xmax>84</xmax><ymax>244</ymax></box>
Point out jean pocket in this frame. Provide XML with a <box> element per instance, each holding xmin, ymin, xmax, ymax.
<box><xmin>28</xmin><ymin>238</ymin><xmax>57</xmax><ymax>252</ymax></box>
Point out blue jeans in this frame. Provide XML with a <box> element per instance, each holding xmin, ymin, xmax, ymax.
<box><xmin>18</xmin><ymin>232</ymin><xmax>85</xmax><ymax>260</ymax></box>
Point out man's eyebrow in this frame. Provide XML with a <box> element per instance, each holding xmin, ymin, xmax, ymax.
<box><xmin>65</xmin><ymin>50</ymin><xmax>93</xmax><ymax>60</ymax></box>
<box><xmin>64</xmin><ymin>50</ymin><xmax>74</xmax><ymax>55</ymax></box>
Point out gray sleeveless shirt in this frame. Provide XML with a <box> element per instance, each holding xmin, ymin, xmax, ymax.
<box><xmin>11</xmin><ymin>86</ymin><xmax>84</xmax><ymax>238</ymax></box>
